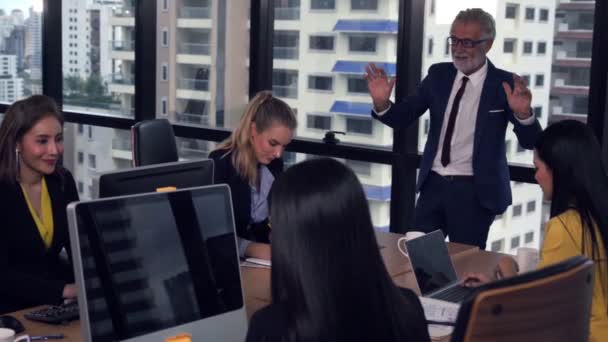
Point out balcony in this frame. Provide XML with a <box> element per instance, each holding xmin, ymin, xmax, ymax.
<box><xmin>178</xmin><ymin>78</ymin><xmax>209</xmax><ymax>91</ymax></box>
<box><xmin>557</xmin><ymin>1</ymin><xmax>595</xmax><ymax>11</ymax></box>
<box><xmin>272</xmin><ymin>85</ymin><xmax>297</xmax><ymax>98</ymax></box>
<box><xmin>112</xmin><ymin>5</ymin><xmax>135</xmax><ymax>18</ymax></box>
<box><xmin>273</xmin><ymin>46</ymin><xmax>299</xmax><ymax>60</ymax></box>
<box><xmin>551</xmin><ymin>78</ymin><xmax>589</xmax><ymax>96</ymax></box>
<box><xmin>176</xmin><ymin>112</ymin><xmax>210</xmax><ymax>126</ymax></box>
<box><xmin>553</xmin><ymin>50</ymin><xmax>591</xmax><ymax>67</ymax></box>
<box><xmin>179</xmin><ymin>6</ymin><xmax>211</xmax><ymax>19</ymax></box>
<box><xmin>109</xmin><ymin>72</ymin><xmax>134</xmax><ymax>85</ymax></box>
<box><xmin>112</xmin><ymin>138</ymin><xmax>131</xmax><ymax>152</ymax></box>
<box><xmin>179</xmin><ymin>42</ymin><xmax>211</xmax><ymax>55</ymax></box>
<box><xmin>110</xmin><ymin>40</ymin><xmax>135</xmax><ymax>52</ymax></box>
<box><xmin>275</xmin><ymin>7</ymin><xmax>300</xmax><ymax>20</ymax></box>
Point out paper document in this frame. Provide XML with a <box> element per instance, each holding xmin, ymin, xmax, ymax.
<box><xmin>419</xmin><ymin>296</ymin><xmax>460</xmax><ymax>339</ymax></box>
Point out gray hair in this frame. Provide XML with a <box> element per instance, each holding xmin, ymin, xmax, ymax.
<box><xmin>453</xmin><ymin>8</ymin><xmax>496</xmax><ymax>40</ymax></box>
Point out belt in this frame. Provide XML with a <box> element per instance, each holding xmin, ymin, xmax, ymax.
<box><xmin>431</xmin><ymin>171</ymin><xmax>473</xmax><ymax>181</ymax></box>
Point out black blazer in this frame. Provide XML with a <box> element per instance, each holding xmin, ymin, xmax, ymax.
<box><xmin>246</xmin><ymin>288</ymin><xmax>430</xmax><ymax>342</ymax></box>
<box><xmin>0</xmin><ymin>170</ymin><xmax>79</xmax><ymax>314</ymax></box>
<box><xmin>209</xmin><ymin>149</ymin><xmax>283</xmax><ymax>239</ymax></box>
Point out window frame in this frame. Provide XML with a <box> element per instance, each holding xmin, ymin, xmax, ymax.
<box><xmin>30</xmin><ymin>0</ymin><xmax>608</xmax><ymax>236</ymax></box>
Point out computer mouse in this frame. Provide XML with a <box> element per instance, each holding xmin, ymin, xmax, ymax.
<box><xmin>0</xmin><ymin>315</ymin><xmax>25</xmax><ymax>334</ymax></box>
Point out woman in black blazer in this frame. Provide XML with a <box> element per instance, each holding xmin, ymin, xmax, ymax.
<box><xmin>0</xmin><ymin>95</ymin><xmax>79</xmax><ymax>314</ymax></box>
<box><xmin>210</xmin><ymin>91</ymin><xmax>297</xmax><ymax>260</ymax></box>
<box><xmin>246</xmin><ymin>158</ymin><xmax>430</xmax><ymax>342</ymax></box>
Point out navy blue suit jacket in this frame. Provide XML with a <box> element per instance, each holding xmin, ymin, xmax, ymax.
<box><xmin>373</xmin><ymin>61</ymin><xmax>542</xmax><ymax>214</ymax></box>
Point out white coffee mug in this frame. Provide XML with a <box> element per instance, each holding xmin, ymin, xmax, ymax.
<box><xmin>397</xmin><ymin>231</ymin><xmax>426</xmax><ymax>257</ymax></box>
<box><xmin>0</xmin><ymin>328</ymin><xmax>30</xmax><ymax>342</ymax></box>
<box><xmin>516</xmin><ymin>247</ymin><xmax>540</xmax><ymax>273</ymax></box>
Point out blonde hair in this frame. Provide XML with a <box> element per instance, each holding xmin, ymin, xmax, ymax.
<box><xmin>216</xmin><ymin>91</ymin><xmax>297</xmax><ymax>186</ymax></box>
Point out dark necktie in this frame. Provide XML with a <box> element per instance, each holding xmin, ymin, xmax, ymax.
<box><xmin>441</xmin><ymin>76</ymin><xmax>469</xmax><ymax>167</ymax></box>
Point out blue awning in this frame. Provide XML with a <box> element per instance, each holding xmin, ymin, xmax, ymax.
<box><xmin>333</xmin><ymin>20</ymin><xmax>398</xmax><ymax>33</ymax></box>
<box><xmin>330</xmin><ymin>101</ymin><xmax>372</xmax><ymax>117</ymax></box>
<box><xmin>332</xmin><ymin>61</ymin><xmax>396</xmax><ymax>76</ymax></box>
<box><xmin>363</xmin><ymin>185</ymin><xmax>392</xmax><ymax>201</ymax></box>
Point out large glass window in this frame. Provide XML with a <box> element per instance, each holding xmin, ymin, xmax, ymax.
<box><xmin>419</xmin><ymin>1</ymin><xmax>592</xmax><ymax>252</ymax></box>
<box><xmin>156</xmin><ymin>0</ymin><xmax>249</xmax><ymax>131</ymax></box>
<box><xmin>272</xmin><ymin>1</ymin><xmax>397</xmax><ymax>233</ymax></box>
<box><xmin>63</xmin><ymin>0</ymin><xmax>135</xmax><ymax>117</ymax></box>
<box><xmin>0</xmin><ymin>1</ymin><xmax>43</xmax><ymax>104</ymax></box>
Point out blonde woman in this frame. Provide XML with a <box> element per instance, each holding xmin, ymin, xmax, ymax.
<box><xmin>210</xmin><ymin>91</ymin><xmax>297</xmax><ymax>260</ymax></box>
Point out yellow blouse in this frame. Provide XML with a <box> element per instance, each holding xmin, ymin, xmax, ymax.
<box><xmin>21</xmin><ymin>177</ymin><xmax>54</xmax><ymax>249</ymax></box>
<box><xmin>539</xmin><ymin>209</ymin><xmax>608</xmax><ymax>342</ymax></box>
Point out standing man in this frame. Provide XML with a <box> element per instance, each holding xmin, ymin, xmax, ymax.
<box><xmin>366</xmin><ymin>8</ymin><xmax>542</xmax><ymax>249</ymax></box>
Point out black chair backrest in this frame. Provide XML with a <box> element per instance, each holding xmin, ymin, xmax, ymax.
<box><xmin>131</xmin><ymin>119</ymin><xmax>179</xmax><ymax>167</ymax></box>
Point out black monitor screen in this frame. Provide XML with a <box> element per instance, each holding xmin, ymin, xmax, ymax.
<box><xmin>73</xmin><ymin>185</ymin><xmax>242</xmax><ymax>341</ymax></box>
<box><xmin>98</xmin><ymin>159</ymin><xmax>214</xmax><ymax>198</ymax></box>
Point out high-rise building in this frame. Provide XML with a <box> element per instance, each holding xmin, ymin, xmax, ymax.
<box><xmin>0</xmin><ymin>54</ymin><xmax>23</xmax><ymax>102</ymax></box>
<box><xmin>24</xmin><ymin>7</ymin><xmax>42</xmax><ymax>94</ymax></box>
<box><xmin>550</xmin><ymin>0</ymin><xmax>594</xmax><ymax>123</ymax></box>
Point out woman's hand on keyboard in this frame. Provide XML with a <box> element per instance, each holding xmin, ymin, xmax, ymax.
<box><xmin>461</xmin><ymin>272</ymin><xmax>492</xmax><ymax>287</ymax></box>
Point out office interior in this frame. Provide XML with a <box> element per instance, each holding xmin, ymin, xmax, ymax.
<box><xmin>0</xmin><ymin>0</ymin><xmax>607</xmax><ymax>340</ymax></box>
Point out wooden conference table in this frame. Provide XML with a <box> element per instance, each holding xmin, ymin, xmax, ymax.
<box><xmin>9</xmin><ymin>231</ymin><xmax>505</xmax><ymax>342</ymax></box>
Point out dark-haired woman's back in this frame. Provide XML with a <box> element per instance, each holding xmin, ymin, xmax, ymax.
<box><xmin>246</xmin><ymin>287</ymin><xmax>429</xmax><ymax>342</ymax></box>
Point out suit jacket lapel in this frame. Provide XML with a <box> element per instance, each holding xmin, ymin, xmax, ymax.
<box><xmin>473</xmin><ymin>60</ymin><xmax>501</xmax><ymax>159</ymax></box>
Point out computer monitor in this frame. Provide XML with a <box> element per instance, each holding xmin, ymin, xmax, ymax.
<box><xmin>67</xmin><ymin>185</ymin><xmax>247</xmax><ymax>342</ymax></box>
<box><xmin>97</xmin><ymin>159</ymin><xmax>214</xmax><ymax>198</ymax></box>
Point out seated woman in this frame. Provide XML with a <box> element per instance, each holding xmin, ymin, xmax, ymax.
<box><xmin>464</xmin><ymin>120</ymin><xmax>608</xmax><ymax>342</ymax></box>
<box><xmin>209</xmin><ymin>91</ymin><xmax>296</xmax><ymax>260</ymax></box>
<box><xmin>246</xmin><ymin>158</ymin><xmax>430</xmax><ymax>342</ymax></box>
<box><xmin>0</xmin><ymin>95</ymin><xmax>79</xmax><ymax>314</ymax></box>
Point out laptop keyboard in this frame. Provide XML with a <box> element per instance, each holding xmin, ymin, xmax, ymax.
<box><xmin>25</xmin><ymin>301</ymin><xmax>80</xmax><ymax>324</ymax></box>
<box><xmin>431</xmin><ymin>285</ymin><xmax>473</xmax><ymax>303</ymax></box>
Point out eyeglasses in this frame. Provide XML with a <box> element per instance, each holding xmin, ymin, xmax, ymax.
<box><xmin>447</xmin><ymin>36</ymin><xmax>489</xmax><ymax>48</ymax></box>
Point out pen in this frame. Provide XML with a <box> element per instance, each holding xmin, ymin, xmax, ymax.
<box><xmin>30</xmin><ymin>334</ymin><xmax>65</xmax><ymax>340</ymax></box>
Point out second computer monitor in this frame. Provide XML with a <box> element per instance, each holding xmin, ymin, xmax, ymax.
<box><xmin>98</xmin><ymin>159</ymin><xmax>214</xmax><ymax>198</ymax></box>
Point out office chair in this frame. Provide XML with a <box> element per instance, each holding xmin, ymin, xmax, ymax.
<box><xmin>131</xmin><ymin>118</ymin><xmax>179</xmax><ymax>166</ymax></box>
<box><xmin>451</xmin><ymin>255</ymin><xmax>594</xmax><ymax>342</ymax></box>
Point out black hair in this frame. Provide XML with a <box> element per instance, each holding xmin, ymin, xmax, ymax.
<box><xmin>535</xmin><ymin>120</ymin><xmax>608</xmax><ymax>286</ymax></box>
<box><xmin>269</xmin><ymin>158</ymin><xmax>427</xmax><ymax>342</ymax></box>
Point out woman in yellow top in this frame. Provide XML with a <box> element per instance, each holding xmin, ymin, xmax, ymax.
<box><xmin>0</xmin><ymin>95</ymin><xmax>79</xmax><ymax>314</ymax></box>
<box><xmin>464</xmin><ymin>120</ymin><xmax>608</xmax><ymax>342</ymax></box>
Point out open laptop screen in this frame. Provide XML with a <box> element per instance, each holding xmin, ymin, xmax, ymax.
<box><xmin>69</xmin><ymin>185</ymin><xmax>243</xmax><ymax>341</ymax></box>
<box><xmin>406</xmin><ymin>230</ymin><xmax>459</xmax><ymax>295</ymax></box>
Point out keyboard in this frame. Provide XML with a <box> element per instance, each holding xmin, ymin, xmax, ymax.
<box><xmin>25</xmin><ymin>301</ymin><xmax>80</xmax><ymax>324</ymax></box>
<box><xmin>431</xmin><ymin>285</ymin><xmax>473</xmax><ymax>303</ymax></box>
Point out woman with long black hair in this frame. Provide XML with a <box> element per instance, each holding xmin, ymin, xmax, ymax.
<box><xmin>464</xmin><ymin>120</ymin><xmax>608</xmax><ymax>341</ymax></box>
<box><xmin>246</xmin><ymin>158</ymin><xmax>429</xmax><ymax>342</ymax></box>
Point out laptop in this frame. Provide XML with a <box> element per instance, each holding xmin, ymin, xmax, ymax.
<box><xmin>405</xmin><ymin>230</ymin><xmax>474</xmax><ymax>303</ymax></box>
<box><xmin>67</xmin><ymin>185</ymin><xmax>247</xmax><ymax>342</ymax></box>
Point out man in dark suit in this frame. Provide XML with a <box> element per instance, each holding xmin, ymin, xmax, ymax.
<box><xmin>365</xmin><ymin>8</ymin><xmax>542</xmax><ymax>248</ymax></box>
